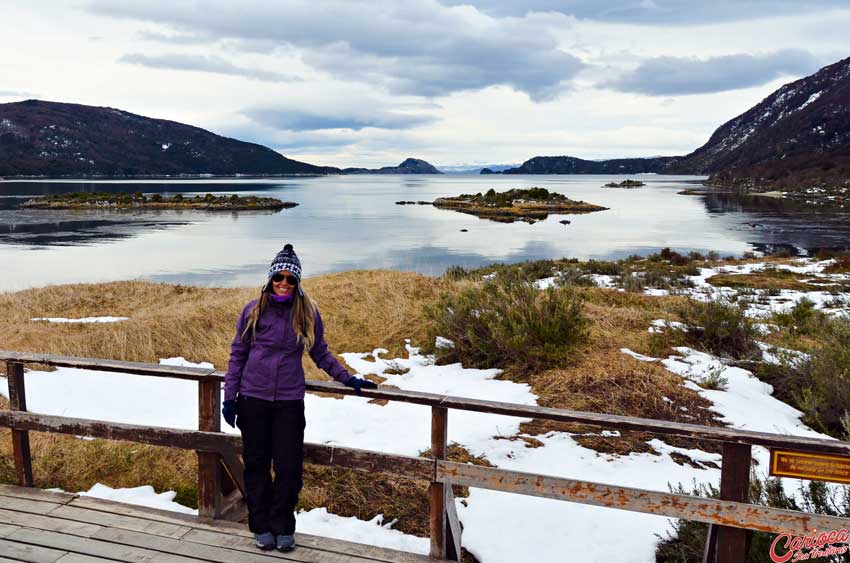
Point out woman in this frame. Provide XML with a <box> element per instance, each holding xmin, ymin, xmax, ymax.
<box><xmin>222</xmin><ymin>243</ymin><xmax>377</xmax><ymax>552</ymax></box>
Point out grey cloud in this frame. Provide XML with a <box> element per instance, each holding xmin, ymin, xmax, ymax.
<box><xmin>137</xmin><ymin>30</ymin><xmax>212</xmax><ymax>45</ymax></box>
<box><xmin>602</xmin><ymin>50</ymin><xmax>823</xmax><ymax>96</ymax></box>
<box><xmin>89</xmin><ymin>0</ymin><xmax>585</xmax><ymax>100</ymax></box>
<box><xmin>243</xmin><ymin>107</ymin><xmax>436</xmax><ymax>131</ymax></box>
<box><xmin>118</xmin><ymin>53</ymin><xmax>298</xmax><ymax>82</ymax></box>
<box><xmin>447</xmin><ymin>0</ymin><xmax>850</xmax><ymax>25</ymax></box>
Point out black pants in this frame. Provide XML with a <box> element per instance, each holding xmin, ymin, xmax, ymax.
<box><xmin>236</xmin><ymin>395</ymin><xmax>305</xmax><ymax>535</ymax></box>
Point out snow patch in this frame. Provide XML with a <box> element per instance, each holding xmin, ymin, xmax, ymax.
<box><xmin>31</xmin><ymin>316</ymin><xmax>129</xmax><ymax>323</ymax></box>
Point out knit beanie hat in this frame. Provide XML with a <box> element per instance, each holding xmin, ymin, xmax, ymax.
<box><xmin>267</xmin><ymin>243</ymin><xmax>303</xmax><ymax>296</ymax></box>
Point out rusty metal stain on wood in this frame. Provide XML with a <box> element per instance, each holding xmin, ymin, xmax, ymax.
<box><xmin>435</xmin><ymin>460</ymin><xmax>850</xmax><ymax>535</ymax></box>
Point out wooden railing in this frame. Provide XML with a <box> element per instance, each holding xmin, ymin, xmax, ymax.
<box><xmin>1</xmin><ymin>351</ymin><xmax>849</xmax><ymax>563</ymax></box>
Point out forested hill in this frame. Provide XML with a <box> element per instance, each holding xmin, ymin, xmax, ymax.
<box><xmin>0</xmin><ymin>100</ymin><xmax>328</xmax><ymax>177</ymax></box>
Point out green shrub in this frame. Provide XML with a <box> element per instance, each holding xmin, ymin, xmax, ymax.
<box><xmin>618</xmin><ymin>271</ymin><xmax>645</xmax><ymax>293</ymax></box>
<box><xmin>443</xmin><ymin>265</ymin><xmax>470</xmax><ymax>282</ymax></box>
<box><xmin>584</xmin><ymin>259</ymin><xmax>623</xmax><ymax>276</ymax></box>
<box><xmin>774</xmin><ymin>298</ymin><xmax>830</xmax><ymax>336</ymax></box>
<box><xmin>677</xmin><ymin>299</ymin><xmax>759</xmax><ymax>359</ymax></box>
<box><xmin>795</xmin><ymin>319</ymin><xmax>850</xmax><ymax>438</ymax></box>
<box><xmin>756</xmin><ymin>316</ymin><xmax>850</xmax><ymax>440</ymax></box>
<box><xmin>556</xmin><ymin>266</ymin><xmax>596</xmax><ymax>287</ymax></box>
<box><xmin>425</xmin><ymin>277</ymin><xmax>588</xmax><ymax>376</ymax></box>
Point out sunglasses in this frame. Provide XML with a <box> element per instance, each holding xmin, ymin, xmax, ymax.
<box><xmin>271</xmin><ymin>273</ymin><xmax>298</xmax><ymax>285</ymax></box>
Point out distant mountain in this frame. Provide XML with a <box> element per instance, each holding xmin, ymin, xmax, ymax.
<box><xmin>0</xmin><ymin>99</ymin><xmax>327</xmax><ymax>177</ymax></box>
<box><xmin>669</xmin><ymin>56</ymin><xmax>850</xmax><ymax>191</ymax></box>
<box><xmin>341</xmin><ymin>158</ymin><xmax>442</xmax><ymax>174</ymax></box>
<box><xmin>502</xmin><ymin>155</ymin><xmax>680</xmax><ymax>175</ymax></box>
<box><xmin>438</xmin><ymin>163</ymin><xmax>519</xmax><ymax>174</ymax></box>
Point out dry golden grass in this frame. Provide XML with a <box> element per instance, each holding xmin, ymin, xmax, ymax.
<box><xmin>515</xmin><ymin>288</ymin><xmax>722</xmax><ymax>456</ymax></box>
<box><xmin>0</xmin><ymin>269</ymin><xmax>722</xmax><ymax>535</ymax></box>
<box><xmin>0</xmin><ymin>270</ymin><xmax>443</xmax><ymax>377</ymax></box>
<box><xmin>705</xmin><ymin>272</ymin><xmax>824</xmax><ymax>292</ymax></box>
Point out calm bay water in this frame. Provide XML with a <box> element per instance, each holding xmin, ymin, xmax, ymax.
<box><xmin>2</xmin><ymin>174</ymin><xmax>849</xmax><ymax>291</ymax></box>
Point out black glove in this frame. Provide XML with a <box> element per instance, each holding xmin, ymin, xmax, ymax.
<box><xmin>344</xmin><ymin>377</ymin><xmax>378</xmax><ymax>395</ymax></box>
<box><xmin>222</xmin><ymin>399</ymin><xmax>237</xmax><ymax>428</ymax></box>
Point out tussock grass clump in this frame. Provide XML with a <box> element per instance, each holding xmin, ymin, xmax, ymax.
<box><xmin>675</xmin><ymin>299</ymin><xmax>760</xmax><ymax>360</ymax></box>
<box><xmin>425</xmin><ymin>276</ymin><xmax>588</xmax><ymax>376</ymax></box>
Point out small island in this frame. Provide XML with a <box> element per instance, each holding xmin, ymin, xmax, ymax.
<box><xmin>432</xmin><ymin>187</ymin><xmax>607</xmax><ymax>223</ymax></box>
<box><xmin>21</xmin><ymin>192</ymin><xmax>297</xmax><ymax>211</ymax></box>
<box><xmin>603</xmin><ymin>179</ymin><xmax>645</xmax><ymax>188</ymax></box>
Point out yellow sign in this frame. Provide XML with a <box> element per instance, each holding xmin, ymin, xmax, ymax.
<box><xmin>770</xmin><ymin>449</ymin><xmax>850</xmax><ymax>484</ymax></box>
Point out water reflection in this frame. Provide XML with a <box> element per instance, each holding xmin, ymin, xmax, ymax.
<box><xmin>1</xmin><ymin>175</ymin><xmax>849</xmax><ymax>291</ymax></box>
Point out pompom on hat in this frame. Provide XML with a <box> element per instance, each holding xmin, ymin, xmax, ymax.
<box><xmin>267</xmin><ymin>243</ymin><xmax>303</xmax><ymax>296</ymax></box>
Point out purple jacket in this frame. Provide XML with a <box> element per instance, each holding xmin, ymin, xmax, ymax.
<box><xmin>224</xmin><ymin>298</ymin><xmax>352</xmax><ymax>401</ymax></box>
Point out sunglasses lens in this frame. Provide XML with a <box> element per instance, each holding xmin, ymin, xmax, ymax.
<box><xmin>272</xmin><ymin>274</ymin><xmax>297</xmax><ymax>284</ymax></box>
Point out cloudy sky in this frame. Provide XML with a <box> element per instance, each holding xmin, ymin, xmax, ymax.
<box><xmin>1</xmin><ymin>1</ymin><xmax>847</xmax><ymax>168</ymax></box>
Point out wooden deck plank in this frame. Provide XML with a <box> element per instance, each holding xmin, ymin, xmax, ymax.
<box><xmin>49</xmin><ymin>505</ymin><xmax>191</xmax><ymax>540</ymax></box>
<box><xmin>69</xmin><ymin>496</ymin><xmax>436</xmax><ymax>563</ymax></box>
<box><xmin>0</xmin><ymin>495</ymin><xmax>64</xmax><ymax>516</ymax></box>
<box><xmin>0</xmin><ymin>537</ymin><xmax>67</xmax><ymax>563</ymax></box>
<box><xmin>6</xmin><ymin>527</ymin><xmax>175</xmax><ymax>563</ymax></box>
<box><xmin>93</xmin><ymin>527</ymin><xmax>308</xmax><ymax>562</ymax></box>
<box><xmin>0</xmin><ymin>492</ymin><xmax>438</xmax><ymax>563</ymax></box>
<box><xmin>55</xmin><ymin>555</ymin><xmax>120</xmax><ymax>563</ymax></box>
<box><xmin>0</xmin><ymin>484</ymin><xmax>77</xmax><ymax>505</ymax></box>
<box><xmin>0</xmin><ymin>521</ymin><xmax>20</xmax><ymax>538</ymax></box>
<box><xmin>281</xmin><ymin>535</ymin><xmax>437</xmax><ymax>563</ymax></box>
<box><xmin>180</xmin><ymin>528</ymin><xmax>362</xmax><ymax>562</ymax></box>
<box><xmin>0</xmin><ymin>508</ymin><xmax>102</xmax><ymax>537</ymax></box>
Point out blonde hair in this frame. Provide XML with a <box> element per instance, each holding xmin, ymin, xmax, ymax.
<box><xmin>241</xmin><ymin>282</ymin><xmax>317</xmax><ymax>351</ymax></box>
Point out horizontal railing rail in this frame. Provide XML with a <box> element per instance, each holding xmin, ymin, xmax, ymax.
<box><xmin>2</xmin><ymin>350</ymin><xmax>850</xmax><ymax>563</ymax></box>
<box><xmin>2</xmin><ymin>350</ymin><xmax>847</xmax><ymax>455</ymax></box>
<box><xmin>1</xmin><ymin>409</ymin><xmax>848</xmax><ymax>537</ymax></box>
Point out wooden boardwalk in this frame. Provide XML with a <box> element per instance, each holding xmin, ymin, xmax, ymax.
<box><xmin>0</xmin><ymin>485</ymin><xmax>438</xmax><ymax>563</ymax></box>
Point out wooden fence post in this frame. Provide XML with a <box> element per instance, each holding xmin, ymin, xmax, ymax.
<box><xmin>430</xmin><ymin>406</ymin><xmax>448</xmax><ymax>559</ymax></box>
<box><xmin>197</xmin><ymin>378</ymin><xmax>221</xmax><ymax>519</ymax></box>
<box><xmin>707</xmin><ymin>443</ymin><xmax>752</xmax><ymax>563</ymax></box>
<box><xmin>6</xmin><ymin>361</ymin><xmax>33</xmax><ymax>487</ymax></box>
